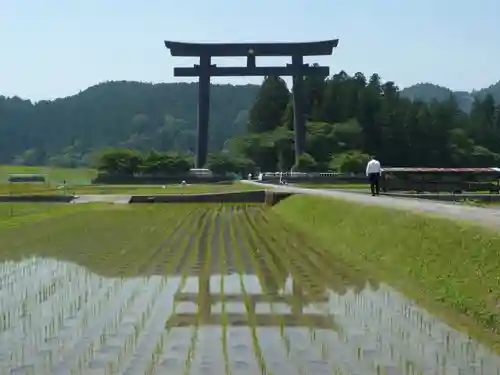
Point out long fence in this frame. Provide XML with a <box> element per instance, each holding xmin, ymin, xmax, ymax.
<box><xmin>259</xmin><ymin>172</ymin><xmax>366</xmax><ymax>184</ymax></box>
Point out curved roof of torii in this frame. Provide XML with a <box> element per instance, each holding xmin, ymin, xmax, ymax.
<box><xmin>164</xmin><ymin>39</ymin><xmax>339</xmax><ymax>57</ymax></box>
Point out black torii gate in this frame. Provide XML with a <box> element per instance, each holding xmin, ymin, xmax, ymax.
<box><xmin>164</xmin><ymin>39</ymin><xmax>339</xmax><ymax>168</ymax></box>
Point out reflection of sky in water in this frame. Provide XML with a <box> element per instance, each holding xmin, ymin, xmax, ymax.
<box><xmin>1</xmin><ymin>259</ymin><xmax>500</xmax><ymax>375</ymax></box>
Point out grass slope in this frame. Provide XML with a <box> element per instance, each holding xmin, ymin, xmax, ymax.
<box><xmin>0</xmin><ymin>182</ymin><xmax>262</xmax><ymax>196</ymax></box>
<box><xmin>0</xmin><ymin>165</ymin><xmax>97</xmax><ymax>184</ymax></box>
<box><xmin>0</xmin><ymin>165</ymin><xmax>262</xmax><ymax>195</ymax></box>
<box><xmin>274</xmin><ymin>194</ymin><xmax>500</xmax><ymax>349</ymax></box>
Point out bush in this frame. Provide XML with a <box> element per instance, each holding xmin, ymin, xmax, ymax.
<box><xmin>95</xmin><ymin>148</ymin><xmax>192</xmax><ymax>176</ymax></box>
<box><xmin>329</xmin><ymin>150</ymin><xmax>370</xmax><ymax>173</ymax></box>
<box><xmin>294</xmin><ymin>153</ymin><xmax>317</xmax><ymax>172</ymax></box>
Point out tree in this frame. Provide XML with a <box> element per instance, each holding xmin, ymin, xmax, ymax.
<box><xmin>294</xmin><ymin>153</ymin><xmax>317</xmax><ymax>172</ymax></box>
<box><xmin>248</xmin><ymin>76</ymin><xmax>290</xmax><ymax>133</ymax></box>
<box><xmin>330</xmin><ymin>151</ymin><xmax>371</xmax><ymax>173</ymax></box>
<box><xmin>206</xmin><ymin>152</ymin><xmax>255</xmax><ymax>175</ymax></box>
<box><xmin>273</xmin><ymin>127</ymin><xmax>295</xmax><ymax>171</ymax></box>
<box><xmin>229</xmin><ymin>133</ymin><xmax>278</xmax><ymax>171</ymax></box>
<box><xmin>96</xmin><ymin>148</ymin><xmax>143</xmax><ymax>175</ymax></box>
<box><xmin>206</xmin><ymin>153</ymin><xmax>240</xmax><ymax>175</ymax></box>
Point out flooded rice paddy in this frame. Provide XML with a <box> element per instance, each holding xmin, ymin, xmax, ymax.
<box><xmin>1</xmin><ymin>203</ymin><xmax>500</xmax><ymax>374</ymax></box>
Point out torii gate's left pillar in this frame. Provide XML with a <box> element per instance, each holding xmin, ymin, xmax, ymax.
<box><xmin>197</xmin><ymin>54</ymin><xmax>211</xmax><ymax>168</ymax></box>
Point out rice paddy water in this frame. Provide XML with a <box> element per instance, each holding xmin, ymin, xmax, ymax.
<box><xmin>0</xmin><ymin>203</ymin><xmax>499</xmax><ymax>374</ymax></box>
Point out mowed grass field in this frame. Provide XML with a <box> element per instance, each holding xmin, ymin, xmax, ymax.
<box><xmin>0</xmin><ymin>165</ymin><xmax>261</xmax><ymax>195</ymax></box>
<box><xmin>0</xmin><ymin>165</ymin><xmax>97</xmax><ymax>184</ymax></box>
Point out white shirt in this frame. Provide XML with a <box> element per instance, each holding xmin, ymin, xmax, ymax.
<box><xmin>366</xmin><ymin>159</ymin><xmax>381</xmax><ymax>176</ymax></box>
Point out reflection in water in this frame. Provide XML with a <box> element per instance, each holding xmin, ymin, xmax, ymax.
<box><xmin>0</xmin><ymin>204</ymin><xmax>499</xmax><ymax>374</ymax></box>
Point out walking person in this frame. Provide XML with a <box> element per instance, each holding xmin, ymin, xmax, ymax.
<box><xmin>366</xmin><ymin>156</ymin><xmax>382</xmax><ymax>196</ymax></box>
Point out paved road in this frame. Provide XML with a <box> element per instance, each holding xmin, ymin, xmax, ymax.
<box><xmin>71</xmin><ymin>195</ymin><xmax>131</xmax><ymax>204</ymax></box>
<box><xmin>244</xmin><ymin>181</ymin><xmax>500</xmax><ymax>229</ymax></box>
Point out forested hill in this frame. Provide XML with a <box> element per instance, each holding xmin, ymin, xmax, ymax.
<box><xmin>0</xmin><ymin>81</ymin><xmax>259</xmax><ymax>166</ymax></box>
<box><xmin>400</xmin><ymin>81</ymin><xmax>500</xmax><ymax>113</ymax></box>
<box><xmin>2</xmin><ymin>76</ymin><xmax>500</xmax><ymax>169</ymax></box>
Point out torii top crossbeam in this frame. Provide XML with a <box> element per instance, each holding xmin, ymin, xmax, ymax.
<box><xmin>164</xmin><ymin>39</ymin><xmax>339</xmax><ymax>57</ymax></box>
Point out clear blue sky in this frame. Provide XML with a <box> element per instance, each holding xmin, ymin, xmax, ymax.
<box><xmin>1</xmin><ymin>0</ymin><xmax>499</xmax><ymax>101</ymax></box>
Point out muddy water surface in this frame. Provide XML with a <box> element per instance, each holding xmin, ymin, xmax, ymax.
<box><xmin>0</xmin><ymin>205</ymin><xmax>499</xmax><ymax>374</ymax></box>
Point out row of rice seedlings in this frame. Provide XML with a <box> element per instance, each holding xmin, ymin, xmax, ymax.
<box><xmin>0</xmin><ymin>260</ymin><xmax>36</xmax><ymax>293</ymax></box>
<box><xmin>340</xmin><ymin>275</ymin><xmax>477</xmax><ymax>373</ymax></box>
<box><xmin>108</xmin><ymin>206</ymin><xmax>185</xmax><ymax>278</ymax></box>
<box><xmin>335</xmin><ymin>284</ymin><xmax>467</xmax><ymax>372</ymax></box>
<box><xmin>3</xmin><ymin>208</ymin><xmax>168</xmax><ymax>371</ymax></box>
<box><xmin>183</xmin><ymin>207</ymin><xmax>217</xmax><ymax>375</ymax></box>
<box><xmin>229</xmin><ymin>206</ymin><xmax>270</xmax><ymax>375</ymax></box>
<box><xmin>72</xmin><ymin>207</ymin><xmax>194</xmax><ymax>374</ymax></box>
<box><xmin>98</xmin><ymin>277</ymin><xmax>167</xmax><ymax>375</ymax></box>
<box><xmin>262</xmin><ymin>208</ymin><xmax>369</xmax><ymax>295</ymax></box>
<box><xmin>0</xmin><ymin>264</ymin><xmax>83</xmax><ymax>370</ymax></box>
<box><xmin>8</xmin><ymin>206</ymin><xmax>160</xmax><ymax>279</ymax></box>
<box><xmin>51</xmin><ymin>208</ymin><xmax>185</xmax><ymax>373</ymax></box>
<box><xmin>2</xmin><ymin>203</ymin><xmax>130</xmax><ymax>261</ymax></box>
<box><xmin>55</xmin><ymin>279</ymin><xmax>148</xmax><ymax>374</ymax></box>
<box><xmin>0</xmin><ymin>205</ymin><xmax>89</xmax><ymax>254</ymax></box>
<box><xmin>258</xmin><ymin>211</ymin><xmax>390</xmax><ymax>366</ymax></box>
<box><xmin>141</xmin><ymin>206</ymin><xmax>210</xmax><ymax>375</ymax></box>
<box><xmin>246</xmin><ymin>208</ymin><xmax>340</xmax><ymax>366</ymax></box>
<box><xmin>251</xmin><ymin>209</ymin><xmax>360</xmax><ymax>375</ymax></box>
<box><xmin>249</xmin><ymin>208</ymin><xmax>324</xmax><ymax>313</ymax></box>
<box><xmin>0</xmin><ymin>261</ymin><xmax>60</xmax><ymax>330</ymax></box>
<box><xmin>256</xmin><ymin>211</ymin><xmax>361</xmax><ymax>320</ymax></box>
<box><xmin>0</xmin><ymin>207</ymin><xmax>160</xmax><ymax>373</ymax></box>
<box><xmin>48</xmin><ymin>210</ymin><xmax>158</xmax><ymax>358</ymax></box>
<box><xmin>234</xmin><ymin>206</ymin><xmax>305</xmax><ymax>373</ymax></box>
<box><xmin>255</xmin><ymin>209</ymin><xmax>340</xmax><ymax>312</ymax></box>
<box><xmin>120</xmin><ymin>207</ymin><xmax>206</xmax><ymax>374</ymax></box>
<box><xmin>44</xmin><ymin>279</ymin><xmax>123</xmax><ymax>372</ymax></box>
<box><xmin>121</xmin><ymin>205</ymin><xmax>208</xmax><ymax>375</ymax></box>
<box><xmin>135</xmin><ymin>205</ymin><xmax>203</xmax><ymax>275</ymax></box>
<box><xmin>63</xmin><ymin>206</ymin><xmax>174</xmax><ymax>277</ymax></box>
<box><xmin>6</xmin><ymin>278</ymin><xmax>117</xmax><ymax>373</ymax></box>
<box><xmin>218</xmin><ymin>205</ymin><xmax>232</xmax><ymax>375</ymax></box>
<box><xmin>0</xmin><ymin>259</ymin><xmax>63</xmax><ymax>315</ymax></box>
<box><xmin>166</xmin><ymin>207</ymin><xmax>209</xmax><ymax>319</ymax></box>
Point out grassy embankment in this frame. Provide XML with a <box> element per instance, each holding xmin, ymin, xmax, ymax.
<box><xmin>274</xmin><ymin>194</ymin><xmax>500</xmax><ymax>350</ymax></box>
<box><xmin>0</xmin><ymin>165</ymin><xmax>97</xmax><ymax>183</ymax></box>
<box><xmin>0</xmin><ymin>165</ymin><xmax>262</xmax><ymax>195</ymax></box>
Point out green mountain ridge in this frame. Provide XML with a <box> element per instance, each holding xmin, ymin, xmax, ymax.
<box><xmin>1</xmin><ymin>76</ymin><xmax>500</xmax><ymax>168</ymax></box>
<box><xmin>400</xmin><ymin>80</ymin><xmax>500</xmax><ymax>112</ymax></box>
<box><xmin>0</xmin><ymin>81</ymin><xmax>259</xmax><ymax>166</ymax></box>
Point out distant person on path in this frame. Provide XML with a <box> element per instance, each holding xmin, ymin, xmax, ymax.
<box><xmin>366</xmin><ymin>156</ymin><xmax>382</xmax><ymax>196</ymax></box>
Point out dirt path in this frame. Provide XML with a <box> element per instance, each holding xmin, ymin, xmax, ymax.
<box><xmin>247</xmin><ymin>181</ymin><xmax>500</xmax><ymax>229</ymax></box>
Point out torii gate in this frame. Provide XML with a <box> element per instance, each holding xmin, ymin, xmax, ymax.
<box><xmin>166</xmin><ymin>274</ymin><xmax>336</xmax><ymax>329</ymax></box>
<box><xmin>164</xmin><ymin>39</ymin><xmax>339</xmax><ymax>168</ymax></box>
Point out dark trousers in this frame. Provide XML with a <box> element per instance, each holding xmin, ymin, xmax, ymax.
<box><xmin>368</xmin><ymin>173</ymin><xmax>380</xmax><ymax>195</ymax></box>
